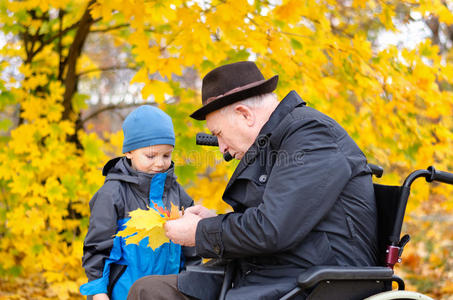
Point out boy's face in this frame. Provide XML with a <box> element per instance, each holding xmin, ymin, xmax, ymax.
<box><xmin>125</xmin><ymin>144</ymin><xmax>173</xmax><ymax>174</ymax></box>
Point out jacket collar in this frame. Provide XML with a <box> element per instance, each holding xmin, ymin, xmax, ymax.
<box><xmin>260</xmin><ymin>90</ymin><xmax>306</xmax><ymax>135</ymax></box>
<box><xmin>225</xmin><ymin>91</ymin><xmax>306</xmax><ymax>190</ymax></box>
<box><xmin>104</xmin><ymin>156</ymin><xmax>175</xmax><ymax>198</ymax></box>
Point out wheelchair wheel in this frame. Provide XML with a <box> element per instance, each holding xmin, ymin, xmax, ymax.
<box><xmin>363</xmin><ymin>290</ymin><xmax>434</xmax><ymax>300</ymax></box>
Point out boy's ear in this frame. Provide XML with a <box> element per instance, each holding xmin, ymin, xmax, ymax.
<box><xmin>125</xmin><ymin>151</ymin><xmax>132</xmax><ymax>159</ymax></box>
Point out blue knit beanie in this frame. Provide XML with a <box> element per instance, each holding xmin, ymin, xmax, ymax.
<box><xmin>122</xmin><ymin>105</ymin><xmax>175</xmax><ymax>153</ymax></box>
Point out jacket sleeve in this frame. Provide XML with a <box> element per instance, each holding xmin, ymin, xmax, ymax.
<box><xmin>177</xmin><ymin>183</ymin><xmax>194</xmax><ymax>209</ymax></box>
<box><xmin>195</xmin><ymin>116</ymin><xmax>353</xmax><ymax>258</ymax></box>
<box><xmin>177</xmin><ymin>183</ymin><xmax>201</xmax><ymax>267</ymax></box>
<box><xmin>81</xmin><ymin>182</ymin><xmax>123</xmax><ymax>291</ymax></box>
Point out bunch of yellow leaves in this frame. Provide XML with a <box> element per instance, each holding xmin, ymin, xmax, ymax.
<box><xmin>117</xmin><ymin>203</ymin><xmax>181</xmax><ymax>250</ymax></box>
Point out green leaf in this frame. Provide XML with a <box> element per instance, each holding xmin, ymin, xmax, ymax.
<box><xmin>272</xmin><ymin>19</ymin><xmax>286</xmax><ymax>28</ymax></box>
<box><xmin>0</xmin><ymin>119</ymin><xmax>12</xmax><ymax>132</ymax></box>
<box><xmin>201</xmin><ymin>60</ymin><xmax>216</xmax><ymax>72</ymax></box>
<box><xmin>0</xmin><ymin>91</ymin><xmax>16</xmax><ymax>109</ymax></box>
<box><xmin>290</xmin><ymin>38</ymin><xmax>302</xmax><ymax>50</ymax></box>
<box><xmin>72</xmin><ymin>93</ymin><xmax>89</xmax><ymax>113</ymax></box>
<box><xmin>61</xmin><ymin>175</ymin><xmax>78</xmax><ymax>200</ymax></box>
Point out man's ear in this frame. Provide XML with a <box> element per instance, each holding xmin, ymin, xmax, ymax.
<box><xmin>125</xmin><ymin>151</ymin><xmax>132</xmax><ymax>159</ymax></box>
<box><xmin>233</xmin><ymin>104</ymin><xmax>255</xmax><ymax>126</ymax></box>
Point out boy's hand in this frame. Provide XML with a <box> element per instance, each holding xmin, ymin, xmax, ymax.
<box><xmin>93</xmin><ymin>293</ymin><xmax>109</xmax><ymax>300</ymax></box>
<box><xmin>185</xmin><ymin>205</ymin><xmax>217</xmax><ymax>219</ymax></box>
<box><xmin>164</xmin><ymin>211</ymin><xmax>201</xmax><ymax>246</ymax></box>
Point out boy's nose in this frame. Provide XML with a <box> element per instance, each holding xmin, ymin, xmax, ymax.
<box><xmin>155</xmin><ymin>157</ymin><xmax>164</xmax><ymax>167</ymax></box>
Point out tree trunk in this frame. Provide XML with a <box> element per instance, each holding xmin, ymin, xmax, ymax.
<box><xmin>62</xmin><ymin>0</ymin><xmax>96</xmax><ymax>121</ymax></box>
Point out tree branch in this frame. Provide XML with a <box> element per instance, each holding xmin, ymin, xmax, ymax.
<box><xmin>23</xmin><ymin>26</ymin><xmax>31</xmax><ymax>62</ymax></box>
<box><xmin>58</xmin><ymin>10</ymin><xmax>64</xmax><ymax>80</ymax></box>
<box><xmin>77</xmin><ymin>65</ymin><xmax>139</xmax><ymax>77</ymax></box>
<box><xmin>160</xmin><ymin>28</ymin><xmax>184</xmax><ymax>52</ymax></box>
<box><xmin>30</xmin><ymin>17</ymin><xmax>101</xmax><ymax>59</ymax></box>
<box><xmin>90</xmin><ymin>23</ymin><xmax>129</xmax><ymax>33</ymax></box>
<box><xmin>32</xmin><ymin>21</ymin><xmax>80</xmax><ymax>57</ymax></box>
<box><xmin>81</xmin><ymin>102</ymin><xmax>157</xmax><ymax>124</ymax></box>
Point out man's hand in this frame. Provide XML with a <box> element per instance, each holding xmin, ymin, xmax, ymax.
<box><xmin>185</xmin><ymin>205</ymin><xmax>217</xmax><ymax>219</ymax></box>
<box><xmin>164</xmin><ymin>211</ymin><xmax>202</xmax><ymax>246</ymax></box>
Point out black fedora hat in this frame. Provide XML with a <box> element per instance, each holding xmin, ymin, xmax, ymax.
<box><xmin>190</xmin><ymin>61</ymin><xmax>278</xmax><ymax>120</ymax></box>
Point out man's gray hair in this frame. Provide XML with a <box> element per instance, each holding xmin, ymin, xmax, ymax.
<box><xmin>220</xmin><ymin>93</ymin><xmax>278</xmax><ymax>116</ymax></box>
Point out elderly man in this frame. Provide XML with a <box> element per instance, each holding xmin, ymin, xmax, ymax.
<box><xmin>128</xmin><ymin>61</ymin><xmax>378</xmax><ymax>300</ymax></box>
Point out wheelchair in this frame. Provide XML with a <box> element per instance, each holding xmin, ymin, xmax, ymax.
<box><xmin>191</xmin><ymin>133</ymin><xmax>453</xmax><ymax>300</ymax></box>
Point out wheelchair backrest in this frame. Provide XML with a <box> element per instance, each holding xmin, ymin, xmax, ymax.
<box><xmin>373</xmin><ymin>183</ymin><xmax>404</xmax><ymax>266</ymax></box>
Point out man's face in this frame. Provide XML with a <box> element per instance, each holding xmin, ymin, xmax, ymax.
<box><xmin>125</xmin><ymin>144</ymin><xmax>173</xmax><ymax>174</ymax></box>
<box><xmin>206</xmin><ymin>108</ymin><xmax>255</xmax><ymax>160</ymax></box>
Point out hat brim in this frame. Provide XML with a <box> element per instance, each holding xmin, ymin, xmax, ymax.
<box><xmin>190</xmin><ymin>75</ymin><xmax>279</xmax><ymax>120</ymax></box>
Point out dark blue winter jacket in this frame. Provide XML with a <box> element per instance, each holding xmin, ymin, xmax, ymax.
<box><xmin>80</xmin><ymin>157</ymin><xmax>197</xmax><ymax>300</ymax></box>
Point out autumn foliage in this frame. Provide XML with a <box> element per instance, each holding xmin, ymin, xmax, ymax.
<box><xmin>0</xmin><ymin>0</ymin><xmax>452</xmax><ymax>299</ymax></box>
<box><xmin>116</xmin><ymin>203</ymin><xmax>181</xmax><ymax>250</ymax></box>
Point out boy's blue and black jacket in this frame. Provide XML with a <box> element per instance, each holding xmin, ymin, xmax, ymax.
<box><xmin>80</xmin><ymin>157</ymin><xmax>198</xmax><ymax>300</ymax></box>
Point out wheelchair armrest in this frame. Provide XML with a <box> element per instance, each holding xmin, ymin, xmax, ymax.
<box><xmin>186</xmin><ymin>265</ymin><xmax>226</xmax><ymax>275</ymax></box>
<box><xmin>297</xmin><ymin>266</ymin><xmax>394</xmax><ymax>289</ymax></box>
<box><xmin>185</xmin><ymin>258</ymin><xmax>232</xmax><ymax>275</ymax></box>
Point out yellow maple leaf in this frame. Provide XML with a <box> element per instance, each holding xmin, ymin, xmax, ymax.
<box><xmin>116</xmin><ymin>203</ymin><xmax>181</xmax><ymax>250</ymax></box>
<box><xmin>144</xmin><ymin>226</ymin><xmax>170</xmax><ymax>250</ymax></box>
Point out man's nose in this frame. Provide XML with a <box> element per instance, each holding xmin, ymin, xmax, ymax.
<box><xmin>218</xmin><ymin>138</ymin><xmax>228</xmax><ymax>154</ymax></box>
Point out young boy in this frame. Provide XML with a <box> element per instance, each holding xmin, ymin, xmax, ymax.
<box><xmin>80</xmin><ymin>105</ymin><xmax>197</xmax><ymax>300</ymax></box>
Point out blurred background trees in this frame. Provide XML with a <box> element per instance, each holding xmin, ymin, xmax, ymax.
<box><xmin>0</xmin><ymin>0</ymin><xmax>452</xmax><ymax>298</ymax></box>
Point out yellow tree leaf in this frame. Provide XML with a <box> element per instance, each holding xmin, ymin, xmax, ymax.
<box><xmin>117</xmin><ymin>203</ymin><xmax>181</xmax><ymax>249</ymax></box>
